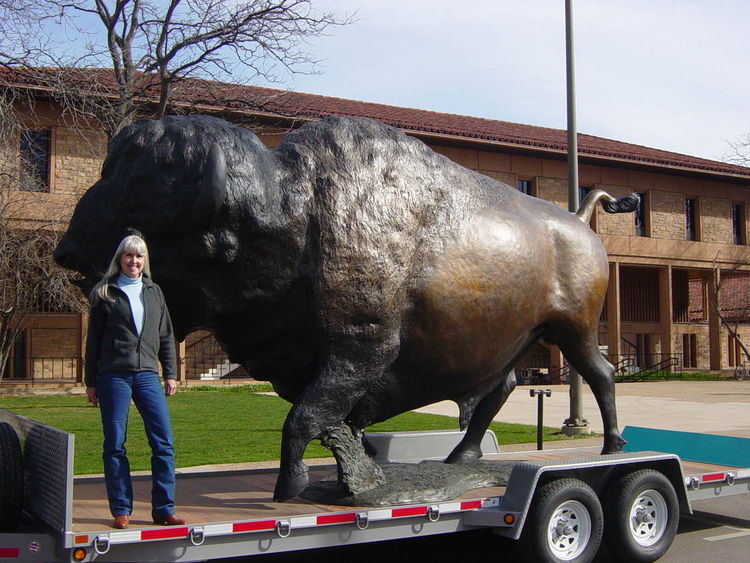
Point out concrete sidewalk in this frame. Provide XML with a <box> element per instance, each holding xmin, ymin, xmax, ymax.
<box><xmin>415</xmin><ymin>380</ymin><xmax>750</xmax><ymax>439</ymax></box>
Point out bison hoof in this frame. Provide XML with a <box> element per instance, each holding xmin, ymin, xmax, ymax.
<box><xmin>601</xmin><ymin>435</ymin><xmax>626</xmax><ymax>455</ymax></box>
<box><xmin>273</xmin><ymin>471</ymin><xmax>309</xmax><ymax>502</ymax></box>
<box><xmin>445</xmin><ymin>447</ymin><xmax>482</xmax><ymax>464</ymax></box>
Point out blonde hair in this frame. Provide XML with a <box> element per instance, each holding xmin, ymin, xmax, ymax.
<box><xmin>91</xmin><ymin>235</ymin><xmax>151</xmax><ymax>304</ymax></box>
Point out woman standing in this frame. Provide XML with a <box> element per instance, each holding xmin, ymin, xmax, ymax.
<box><xmin>85</xmin><ymin>234</ymin><xmax>185</xmax><ymax>529</ymax></box>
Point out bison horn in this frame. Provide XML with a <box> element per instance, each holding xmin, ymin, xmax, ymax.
<box><xmin>193</xmin><ymin>144</ymin><xmax>227</xmax><ymax>226</ymax></box>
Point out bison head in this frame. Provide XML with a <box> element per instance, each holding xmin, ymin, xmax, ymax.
<box><xmin>53</xmin><ymin>115</ymin><xmax>273</xmax><ymax>339</ymax></box>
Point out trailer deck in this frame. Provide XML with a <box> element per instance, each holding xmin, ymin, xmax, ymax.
<box><xmin>69</xmin><ymin>445</ymin><xmax>740</xmax><ymax>534</ymax></box>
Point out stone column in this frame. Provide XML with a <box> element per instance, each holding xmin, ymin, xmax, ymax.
<box><xmin>548</xmin><ymin>345</ymin><xmax>565</xmax><ymax>384</ymax></box>
<box><xmin>606</xmin><ymin>262</ymin><xmax>621</xmax><ymax>365</ymax></box>
<box><xmin>658</xmin><ymin>266</ymin><xmax>673</xmax><ymax>362</ymax></box>
<box><xmin>76</xmin><ymin>312</ymin><xmax>85</xmax><ymax>385</ymax></box>
<box><xmin>176</xmin><ymin>340</ymin><xmax>187</xmax><ymax>384</ymax></box>
<box><xmin>708</xmin><ymin>268</ymin><xmax>723</xmax><ymax>370</ymax></box>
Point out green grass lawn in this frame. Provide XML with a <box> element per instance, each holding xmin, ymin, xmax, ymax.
<box><xmin>1</xmin><ymin>385</ymin><xmax>594</xmax><ymax>475</ymax></box>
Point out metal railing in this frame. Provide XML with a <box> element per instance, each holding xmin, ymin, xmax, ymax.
<box><xmin>613</xmin><ymin>355</ymin><xmax>682</xmax><ymax>383</ymax></box>
<box><xmin>519</xmin><ymin>352</ymin><xmax>684</xmax><ymax>386</ymax></box>
<box><xmin>181</xmin><ymin>354</ymin><xmax>249</xmax><ymax>382</ymax></box>
<box><xmin>1</xmin><ymin>356</ymin><xmax>80</xmax><ymax>385</ymax></box>
<box><xmin>183</xmin><ymin>333</ymin><xmax>239</xmax><ymax>381</ymax></box>
<box><xmin>519</xmin><ymin>365</ymin><xmax>568</xmax><ymax>385</ymax></box>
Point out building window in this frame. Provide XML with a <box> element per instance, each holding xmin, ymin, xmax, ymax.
<box><xmin>682</xmin><ymin>333</ymin><xmax>697</xmax><ymax>368</ymax></box>
<box><xmin>516</xmin><ymin>179</ymin><xmax>531</xmax><ymax>195</ymax></box>
<box><xmin>685</xmin><ymin>198</ymin><xmax>697</xmax><ymax>241</ymax></box>
<box><xmin>620</xmin><ymin>267</ymin><xmax>659</xmax><ymax>323</ymax></box>
<box><xmin>20</xmin><ymin>129</ymin><xmax>51</xmax><ymax>192</ymax></box>
<box><xmin>728</xmin><ymin>333</ymin><xmax>742</xmax><ymax>367</ymax></box>
<box><xmin>732</xmin><ymin>203</ymin><xmax>746</xmax><ymax>245</ymax></box>
<box><xmin>3</xmin><ymin>331</ymin><xmax>28</xmax><ymax>380</ymax></box>
<box><xmin>634</xmin><ymin>192</ymin><xmax>648</xmax><ymax>237</ymax></box>
<box><xmin>578</xmin><ymin>186</ymin><xmax>591</xmax><ymax>207</ymax></box>
<box><xmin>635</xmin><ymin>333</ymin><xmax>652</xmax><ymax>368</ymax></box>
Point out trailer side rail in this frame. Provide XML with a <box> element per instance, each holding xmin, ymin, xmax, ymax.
<box><xmin>684</xmin><ymin>467</ymin><xmax>750</xmax><ymax>501</ymax></box>
<box><xmin>69</xmin><ymin>497</ymin><xmax>501</xmax><ymax>561</ymax></box>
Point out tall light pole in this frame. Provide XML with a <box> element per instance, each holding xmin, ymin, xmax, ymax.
<box><xmin>562</xmin><ymin>0</ymin><xmax>589</xmax><ymax>436</ymax></box>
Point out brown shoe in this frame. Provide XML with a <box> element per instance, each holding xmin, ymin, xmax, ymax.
<box><xmin>152</xmin><ymin>513</ymin><xmax>186</xmax><ymax>526</ymax></box>
<box><xmin>112</xmin><ymin>514</ymin><xmax>129</xmax><ymax>529</ymax></box>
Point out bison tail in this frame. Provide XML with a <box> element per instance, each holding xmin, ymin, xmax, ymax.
<box><xmin>575</xmin><ymin>190</ymin><xmax>640</xmax><ymax>224</ymax></box>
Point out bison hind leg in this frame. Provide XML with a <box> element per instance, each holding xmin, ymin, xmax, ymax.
<box><xmin>445</xmin><ymin>371</ymin><xmax>517</xmax><ymax>464</ymax></box>
<box><xmin>457</xmin><ymin>395</ymin><xmax>482</xmax><ymax>431</ymax></box>
<box><xmin>555</xmin><ymin>330</ymin><xmax>625</xmax><ymax>454</ymax></box>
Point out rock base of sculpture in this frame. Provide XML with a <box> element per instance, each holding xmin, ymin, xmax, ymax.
<box><xmin>299</xmin><ymin>460</ymin><xmax>516</xmax><ymax>506</ymax></box>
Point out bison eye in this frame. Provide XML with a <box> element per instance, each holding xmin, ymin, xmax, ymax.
<box><xmin>201</xmin><ymin>230</ymin><xmax>238</xmax><ymax>262</ymax></box>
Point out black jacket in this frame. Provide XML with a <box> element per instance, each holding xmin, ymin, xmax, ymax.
<box><xmin>85</xmin><ymin>276</ymin><xmax>177</xmax><ymax>387</ymax></box>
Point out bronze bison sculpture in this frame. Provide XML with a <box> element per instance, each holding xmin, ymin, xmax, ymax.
<box><xmin>54</xmin><ymin>115</ymin><xmax>636</xmax><ymax>500</ymax></box>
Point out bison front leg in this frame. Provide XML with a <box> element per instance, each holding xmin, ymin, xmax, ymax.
<box><xmin>274</xmin><ymin>392</ymin><xmax>356</xmax><ymax>502</ymax></box>
<box><xmin>273</xmin><ymin>403</ymin><xmax>314</xmax><ymax>502</ymax></box>
<box><xmin>273</xmin><ymin>343</ymin><xmax>393</xmax><ymax>502</ymax></box>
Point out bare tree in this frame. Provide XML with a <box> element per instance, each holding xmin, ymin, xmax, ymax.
<box><xmin>0</xmin><ymin>1</ymin><xmax>351</xmax><ymax>377</ymax></box>
<box><xmin>708</xmin><ymin>258</ymin><xmax>750</xmax><ymax>367</ymax></box>
<box><xmin>0</xmin><ymin>94</ymin><xmax>86</xmax><ymax>381</ymax></box>
<box><xmin>725</xmin><ymin>133</ymin><xmax>750</xmax><ymax>167</ymax></box>
<box><xmin>0</xmin><ymin>0</ymin><xmax>57</xmax><ymax>67</ymax></box>
<box><xmin>0</xmin><ymin>194</ymin><xmax>88</xmax><ymax>381</ymax></box>
<box><xmin>0</xmin><ymin>1</ymin><xmax>352</xmax><ymax>137</ymax></box>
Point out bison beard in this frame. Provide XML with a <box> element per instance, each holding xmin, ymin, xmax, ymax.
<box><xmin>54</xmin><ymin>115</ymin><xmax>635</xmax><ymax>501</ymax></box>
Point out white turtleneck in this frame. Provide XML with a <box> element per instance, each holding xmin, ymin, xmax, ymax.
<box><xmin>116</xmin><ymin>273</ymin><xmax>144</xmax><ymax>335</ymax></box>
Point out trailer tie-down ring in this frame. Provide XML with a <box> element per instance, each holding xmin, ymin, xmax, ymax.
<box><xmin>355</xmin><ymin>513</ymin><xmax>369</xmax><ymax>530</ymax></box>
<box><xmin>427</xmin><ymin>506</ymin><xmax>440</xmax><ymax>522</ymax></box>
<box><xmin>190</xmin><ymin>528</ymin><xmax>206</xmax><ymax>546</ymax></box>
<box><xmin>93</xmin><ymin>536</ymin><xmax>111</xmax><ymax>555</ymax></box>
<box><xmin>276</xmin><ymin>520</ymin><xmax>291</xmax><ymax>538</ymax></box>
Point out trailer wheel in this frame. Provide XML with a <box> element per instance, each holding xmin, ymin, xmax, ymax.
<box><xmin>519</xmin><ymin>478</ymin><xmax>603</xmax><ymax>563</ymax></box>
<box><xmin>604</xmin><ymin>469</ymin><xmax>679</xmax><ymax>563</ymax></box>
<box><xmin>0</xmin><ymin>422</ymin><xmax>24</xmax><ymax>531</ymax></box>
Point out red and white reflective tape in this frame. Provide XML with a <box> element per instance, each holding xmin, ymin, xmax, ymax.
<box><xmin>201</xmin><ymin>498</ymin><xmax>496</xmax><ymax>538</ymax></box>
<box><xmin>78</xmin><ymin>496</ymin><xmax>498</xmax><ymax>548</ymax></box>
<box><xmin>93</xmin><ymin>526</ymin><xmax>190</xmax><ymax>546</ymax></box>
<box><xmin>701</xmin><ymin>472</ymin><xmax>728</xmax><ymax>483</ymax></box>
<box><xmin>685</xmin><ymin>470</ymin><xmax>743</xmax><ymax>491</ymax></box>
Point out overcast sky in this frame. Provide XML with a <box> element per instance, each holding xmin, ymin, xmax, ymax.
<box><xmin>254</xmin><ymin>0</ymin><xmax>749</xmax><ymax>163</ymax></box>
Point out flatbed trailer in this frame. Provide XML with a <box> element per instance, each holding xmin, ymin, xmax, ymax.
<box><xmin>2</xmin><ymin>408</ymin><xmax>750</xmax><ymax>563</ymax></box>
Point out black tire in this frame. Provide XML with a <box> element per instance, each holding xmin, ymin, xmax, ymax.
<box><xmin>604</xmin><ymin>469</ymin><xmax>679</xmax><ymax>563</ymax></box>
<box><xmin>735</xmin><ymin>365</ymin><xmax>746</xmax><ymax>381</ymax></box>
<box><xmin>0</xmin><ymin>422</ymin><xmax>24</xmax><ymax>531</ymax></box>
<box><xmin>519</xmin><ymin>478</ymin><xmax>604</xmax><ymax>563</ymax></box>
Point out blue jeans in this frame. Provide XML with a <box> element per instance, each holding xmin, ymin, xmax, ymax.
<box><xmin>97</xmin><ymin>371</ymin><xmax>175</xmax><ymax>517</ymax></box>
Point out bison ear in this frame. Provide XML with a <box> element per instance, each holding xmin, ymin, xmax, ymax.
<box><xmin>193</xmin><ymin>144</ymin><xmax>227</xmax><ymax>226</ymax></box>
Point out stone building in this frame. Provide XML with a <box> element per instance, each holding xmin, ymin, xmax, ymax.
<box><xmin>3</xmin><ymin>72</ymin><xmax>750</xmax><ymax>387</ymax></box>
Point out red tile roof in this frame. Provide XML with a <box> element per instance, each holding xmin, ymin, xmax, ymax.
<box><xmin>690</xmin><ymin>275</ymin><xmax>750</xmax><ymax>323</ymax></box>
<box><xmin>718</xmin><ymin>275</ymin><xmax>750</xmax><ymax>322</ymax></box>
<box><xmin>5</xmin><ymin>67</ymin><xmax>750</xmax><ymax>180</ymax></box>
